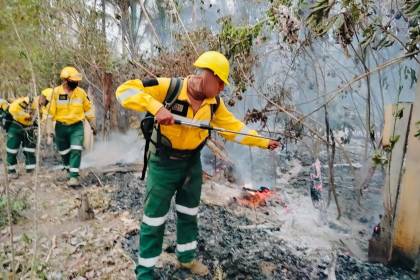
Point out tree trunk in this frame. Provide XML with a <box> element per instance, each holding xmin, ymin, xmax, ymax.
<box><xmin>101</xmin><ymin>0</ymin><xmax>106</xmax><ymax>37</ymax></box>
<box><xmin>102</xmin><ymin>72</ymin><xmax>117</xmax><ymax>136</ymax></box>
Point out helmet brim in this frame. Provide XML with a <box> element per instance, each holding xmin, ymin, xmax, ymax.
<box><xmin>68</xmin><ymin>75</ymin><xmax>82</xmax><ymax>82</ymax></box>
<box><xmin>193</xmin><ymin>63</ymin><xmax>230</xmax><ymax>85</ymax></box>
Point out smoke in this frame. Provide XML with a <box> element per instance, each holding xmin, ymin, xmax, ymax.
<box><xmin>81</xmin><ymin>130</ymin><xmax>144</xmax><ymax>169</ymax></box>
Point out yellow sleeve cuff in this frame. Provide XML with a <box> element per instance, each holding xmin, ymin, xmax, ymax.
<box><xmin>248</xmin><ymin>130</ymin><xmax>270</xmax><ymax>149</ymax></box>
<box><xmin>261</xmin><ymin>139</ymin><xmax>270</xmax><ymax>149</ymax></box>
<box><xmin>147</xmin><ymin>98</ymin><xmax>164</xmax><ymax>116</ymax></box>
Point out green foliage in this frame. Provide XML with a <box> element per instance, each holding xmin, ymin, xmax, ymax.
<box><xmin>403</xmin><ymin>66</ymin><xmax>417</xmax><ymax>88</ymax></box>
<box><xmin>269</xmin><ymin>0</ymin><xmax>292</xmax><ymax>7</ymax></box>
<box><xmin>217</xmin><ymin>17</ymin><xmax>263</xmax><ymax>98</ymax></box>
<box><xmin>0</xmin><ymin>196</ymin><xmax>27</xmax><ymax>228</ymax></box>
<box><xmin>32</xmin><ymin>260</ymin><xmax>48</xmax><ymax>279</ymax></box>
<box><xmin>304</xmin><ymin>0</ymin><xmax>417</xmax><ymax>57</ymax></box>
<box><xmin>372</xmin><ymin>149</ymin><xmax>388</xmax><ymax>166</ymax></box>
<box><xmin>389</xmin><ymin>135</ymin><xmax>400</xmax><ymax>149</ymax></box>
<box><xmin>393</xmin><ymin>107</ymin><xmax>404</xmax><ymax>119</ymax></box>
<box><xmin>0</xmin><ymin>0</ymin><xmax>116</xmax><ymax>98</ymax></box>
<box><xmin>403</xmin><ymin>0</ymin><xmax>420</xmax><ymax>54</ymax></box>
<box><xmin>306</xmin><ymin>0</ymin><xmax>336</xmax><ymax>36</ymax></box>
<box><xmin>415</xmin><ymin>121</ymin><xmax>420</xmax><ymax>139</ymax></box>
<box><xmin>360</xmin><ymin>21</ymin><xmax>395</xmax><ymax>51</ymax></box>
<box><xmin>306</xmin><ymin>0</ymin><xmax>370</xmax><ymax>52</ymax></box>
<box><xmin>21</xmin><ymin>232</ymin><xmax>32</xmax><ymax>245</ymax></box>
<box><xmin>0</xmin><ymin>0</ymin><xmax>42</xmax><ymax>95</ymax></box>
<box><xmin>266</xmin><ymin>1</ymin><xmax>301</xmax><ymax>44</ymax></box>
<box><xmin>0</xmin><ymin>233</ymin><xmax>50</xmax><ymax>278</ymax></box>
<box><xmin>218</xmin><ymin>17</ymin><xmax>263</xmax><ymax>60</ymax></box>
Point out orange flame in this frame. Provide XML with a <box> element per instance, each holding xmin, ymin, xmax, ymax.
<box><xmin>236</xmin><ymin>188</ymin><xmax>273</xmax><ymax>208</ymax></box>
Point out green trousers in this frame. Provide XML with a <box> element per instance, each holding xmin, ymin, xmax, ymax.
<box><xmin>136</xmin><ymin>153</ymin><xmax>202</xmax><ymax>280</ymax></box>
<box><xmin>55</xmin><ymin>121</ymin><xmax>84</xmax><ymax>178</ymax></box>
<box><xmin>6</xmin><ymin>122</ymin><xmax>36</xmax><ymax>173</ymax></box>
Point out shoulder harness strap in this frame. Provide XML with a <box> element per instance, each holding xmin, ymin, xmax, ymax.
<box><xmin>164</xmin><ymin>78</ymin><xmax>183</xmax><ymax>108</ymax></box>
<box><xmin>210</xmin><ymin>96</ymin><xmax>221</xmax><ymax>119</ymax></box>
<box><xmin>155</xmin><ymin>77</ymin><xmax>182</xmax><ymax>152</ymax></box>
<box><xmin>141</xmin><ymin>77</ymin><xmax>183</xmax><ymax>180</ymax></box>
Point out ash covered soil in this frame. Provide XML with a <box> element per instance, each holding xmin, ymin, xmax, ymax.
<box><xmin>105</xmin><ymin>165</ymin><xmax>415</xmax><ymax>280</ymax></box>
<box><xmin>0</xmin><ymin>135</ymin><xmax>416</xmax><ymax>279</ymax></box>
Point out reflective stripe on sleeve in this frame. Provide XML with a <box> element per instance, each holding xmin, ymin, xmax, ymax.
<box><xmin>116</xmin><ymin>88</ymin><xmax>142</xmax><ymax>103</ymax></box>
<box><xmin>70</xmin><ymin>98</ymin><xmax>83</xmax><ymax>105</ymax></box>
<box><xmin>233</xmin><ymin>126</ymin><xmax>252</xmax><ymax>143</ymax></box>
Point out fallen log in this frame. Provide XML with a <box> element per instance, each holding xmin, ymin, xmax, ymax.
<box><xmin>98</xmin><ymin>164</ymin><xmax>142</xmax><ymax>175</ymax></box>
<box><xmin>206</xmin><ymin>139</ymin><xmax>233</xmax><ymax>164</ymax></box>
<box><xmin>237</xmin><ymin>223</ymin><xmax>282</xmax><ymax>230</ymax></box>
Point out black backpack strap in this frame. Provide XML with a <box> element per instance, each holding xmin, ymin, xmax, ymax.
<box><xmin>210</xmin><ymin>96</ymin><xmax>220</xmax><ymax>118</ymax></box>
<box><xmin>207</xmin><ymin>96</ymin><xmax>220</xmax><ymax>139</ymax></box>
<box><xmin>141</xmin><ymin>138</ymin><xmax>151</xmax><ymax>180</ymax></box>
<box><xmin>155</xmin><ymin>77</ymin><xmax>182</xmax><ymax>153</ymax></box>
<box><xmin>164</xmin><ymin>78</ymin><xmax>183</xmax><ymax>107</ymax></box>
<box><xmin>141</xmin><ymin>78</ymin><xmax>183</xmax><ymax>180</ymax></box>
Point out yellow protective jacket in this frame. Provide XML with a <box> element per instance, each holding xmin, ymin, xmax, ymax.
<box><xmin>115</xmin><ymin>77</ymin><xmax>269</xmax><ymax>150</ymax></box>
<box><xmin>0</xmin><ymin>98</ymin><xmax>8</xmax><ymax>111</ymax></box>
<box><xmin>8</xmin><ymin>97</ymin><xmax>38</xmax><ymax>126</ymax></box>
<box><xmin>48</xmin><ymin>85</ymin><xmax>95</xmax><ymax>125</ymax></box>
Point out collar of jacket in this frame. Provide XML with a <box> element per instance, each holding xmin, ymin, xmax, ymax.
<box><xmin>177</xmin><ymin>77</ymin><xmax>218</xmax><ymax>106</ymax></box>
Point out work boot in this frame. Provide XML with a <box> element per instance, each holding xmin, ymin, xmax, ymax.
<box><xmin>179</xmin><ymin>260</ymin><xmax>209</xmax><ymax>276</ymax></box>
<box><xmin>55</xmin><ymin>168</ymin><xmax>69</xmax><ymax>183</ymax></box>
<box><xmin>67</xmin><ymin>177</ymin><xmax>81</xmax><ymax>188</ymax></box>
<box><xmin>8</xmin><ymin>173</ymin><xmax>19</xmax><ymax>180</ymax></box>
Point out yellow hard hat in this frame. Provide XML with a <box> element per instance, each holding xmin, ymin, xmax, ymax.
<box><xmin>60</xmin><ymin>66</ymin><xmax>82</xmax><ymax>81</ymax></box>
<box><xmin>193</xmin><ymin>51</ymin><xmax>230</xmax><ymax>85</ymax></box>
<box><xmin>41</xmin><ymin>88</ymin><xmax>53</xmax><ymax>102</ymax></box>
<box><xmin>0</xmin><ymin>98</ymin><xmax>8</xmax><ymax>111</ymax></box>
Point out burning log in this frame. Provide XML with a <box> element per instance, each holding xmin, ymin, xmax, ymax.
<box><xmin>234</xmin><ymin>186</ymin><xmax>274</xmax><ymax>208</ymax></box>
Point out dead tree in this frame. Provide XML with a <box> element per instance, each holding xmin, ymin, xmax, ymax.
<box><xmin>324</xmin><ymin>105</ymin><xmax>341</xmax><ymax>219</ymax></box>
<box><xmin>102</xmin><ymin>72</ymin><xmax>117</xmax><ymax>137</ymax></box>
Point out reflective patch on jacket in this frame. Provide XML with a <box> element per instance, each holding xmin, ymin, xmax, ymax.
<box><xmin>170</xmin><ymin>100</ymin><xmax>189</xmax><ymax>117</ymax></box>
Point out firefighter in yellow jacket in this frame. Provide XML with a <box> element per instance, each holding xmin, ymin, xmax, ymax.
<box><xmin>0</xmin><ymin>98</ymin><xmax>9</xmax><ymax>129</ymax></box>
<box><xmin>116</xmin><ymin>51</ymin><xmax>280</xmax><ymax>279</ymax></box>
<box><xmin>6</xmin><ymin>93</ymin><xmax>49</xmax><ymax>178</ymax></box>
<box><xmin>40</xmin><ymin>88</ymin><xmax>53</xmax><ymax>121</ymax></box>
<box><xmin>47</xmin><ymin>66</ymin><xmax>96</xmax><ymax>187</ymax></box>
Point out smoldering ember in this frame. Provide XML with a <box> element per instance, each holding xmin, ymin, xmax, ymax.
<box><xmin>0</xmin><ymin>0</ymin><xmax>419</xmax><ymax>279</ymax></box>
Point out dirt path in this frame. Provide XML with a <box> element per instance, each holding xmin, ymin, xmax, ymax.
<box><xmin>1</xmin><ymin>169</ymin><xmax>137</xmax><ymax>279</ymax></box>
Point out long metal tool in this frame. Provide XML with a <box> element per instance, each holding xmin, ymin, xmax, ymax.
<box><xmin>173</xmin><ymin>115</ymin><xmax>281</xmax><ymax>142</ymax></box>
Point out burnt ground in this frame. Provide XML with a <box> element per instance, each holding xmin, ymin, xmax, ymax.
<box><xmin>0</xmin><ymin>136</ymin><xmax>416</xmax><ymax>279</ymax></box>
<box><xmin>102</xmin><ymin>168</ymin><xmax>416</xmax><ymax>280</ymax></box>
